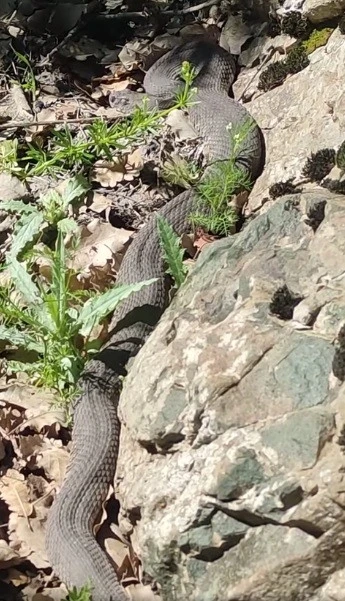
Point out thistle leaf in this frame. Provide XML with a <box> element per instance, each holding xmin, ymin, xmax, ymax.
<box><xmin>62</xmin><ymin>175</ymin><xmax>90</xmax><ymax>208</ymax></box>
<box><xmin>76</xmin><ymin>279</ymin><xmax>158</xmax><ymax>337</ymax></box>
<box><xmin>0</xmin><ymin>325</ymin><xmax>44</xmax><ymax>353</ymax></box>
<box><xmin>9</xmin><ymin>211</ymin><xmax>44</xmax><ymax>259</ymax></box>
<box><xmin>0</xmin><ymin>200</ymin><xmax>37</xmax><ymax>215</ymax></box>
<box><xmin>8</xmin><ymin>258</ymin><xmax>41</xmax><ymax>306</ymax></box>
<box><xmin>156</xmin><ymin>215</ymin><xmax>187</xmax><ymax>288</ymax></box>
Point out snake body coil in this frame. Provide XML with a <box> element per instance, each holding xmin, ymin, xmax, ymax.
<box><xmin>46</xmin><ymin>40</ymin><xmax>264</xmax><ymax>601</ymax></box>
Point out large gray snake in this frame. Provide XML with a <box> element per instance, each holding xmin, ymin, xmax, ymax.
<box><xmin>46</xmin><ymin>39</ymin><xmax>264</xmax><ymax>601</ymax></box>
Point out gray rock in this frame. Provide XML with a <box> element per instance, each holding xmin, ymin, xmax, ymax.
<box><xmin>240</xmin><ymin>29</ymin><xmax>345</xmax><ymax>211</ymax></box>
<box><xmin>303</xmin><ymin>0</ymin><xmax>345</xmax><ymax>22</ymax></box>
<box><xmin>116</xmin><ymin>192</ymin><xmax>345</xmax><ymax>600</ymax></box>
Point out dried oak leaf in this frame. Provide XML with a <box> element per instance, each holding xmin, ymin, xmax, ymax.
<box><xmin>8</xmin><ymin>512</ymin><xmax>50</xmax><ymax>568</ymax></box>
<box><xmin>16</xmin><ymin>434</ymin><xmax>69</xmax><ymax>486</ymax></box>
<box><xmin>0</xmin><ymin>403</ymin><xmax>23</xmax><ymax>435</ymax></box>
<box><xmin>7</xmin><ymin>478</ymin><xmax>51</xmax><ymax>568</ymax></box>
<box><xmin>71</xmin><ymin>220</ymin><xmax>132</xmax><ymax>287</ymax></box>
<box><xmin>88</xmin><ymin>192</ymin><xmax>113</xmax><ymax>215</ymax></box>
<box><xmin>0</xmin><ymin>383</ymin><xmax>66</xmax><ymax>432</ymax></box>
<box><xmin>0</xmin><ymin>539</ymin><xmax>21</xmax><ymax>568</ymax></box>
<box><xmin>35</xmin><ymin>440</ymin><xmax>70</xmax><ymax>486</ymax></box>
<box><xmin>0</xmin><ymin>469</ymin><xmax>33</xmax><ymax>518</ymax></box>
<box><xmin>92</xmin><ymin>157</ymin><xmax>127</xmax><ymax>187</ymax></box>
<box><xmin>92</xmin><ymin>148</ymin><xmax>143</xmax><ymax>187</ymax></box>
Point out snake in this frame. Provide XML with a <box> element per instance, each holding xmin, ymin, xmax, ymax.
<box><xmin>45</xmin><ymin>39</ymin><xmax>265</xmax><ymax>601</ymax></box>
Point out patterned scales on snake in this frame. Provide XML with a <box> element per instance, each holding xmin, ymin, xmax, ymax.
<box><xmin>46</xmin><ymin>39</ymin><xmax>265</xmax><ymax>601</ymax></box>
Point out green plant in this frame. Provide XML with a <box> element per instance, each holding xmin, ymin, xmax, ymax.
<box><xmin>301</xmin><ymin>28</ymin><xmax>333</xmax><ymax>54</ymax></box>
<box><xmin>3</xmin><ymin>61</ymin><xmax>198</xmax><ymax>182</ymax></box>
<box><xmin>157</xmin><ymin>215</ymin><xmax>188</xmax><ymax>289</ymax></box>
<box><xmin>162</xmin><ymin>156</ymin><xmax>201</xmax><ymax>188</ymax></box>
<box><xmin>0</xmin><ymin>175</ymin><xmax>157</xmax><ymax>407</ymax></box>
<box><xmin>189</xmin><ymin>120</ymin><xmax>254</xmax><ymax>236</ymax></box>
<box><xmin>0</xmin><ymin>140</ymin><xmax>21</xmax><ymax>174</ymax></box>
<box><xmin>0</xmin><ymin>233</ymin><xmax>157</xmax><ymax>407</ymax></box>
<box><xmin>65</xmin><ymin>584</ymin><xmax>92</xmax><ymax>601</ymax></box>
<box><xmin>267</xmin><ymin>17</ymin><xmax>281</xmax><ymax>37</ymax></box>
<box><xmin>175</xmin><ymin>60</ymin><xmax>198</xmax><ymax>108</ymax></box>
<box><xmin>302</xmin><ymin>148</ymin><xmax>336</xmax><ymax>182</ymax></box>
<box><xmin>258</xmin><ymin>60</ymin><xmax>288</xmax><ymax>92</ymax></box>
<box><xmin>284</xmin><ymin>45</ymin><xmax>309</xmax><ymax>74</ymax></box>
<box><xmin>12</xmin><ymin>48</ymin><xmax>38</xmax><ymax>102</ymax></box>
<box><xmin>2</xmin><ymin>176</ymin><xmax>89</xmax><ymax>262</ymax></box>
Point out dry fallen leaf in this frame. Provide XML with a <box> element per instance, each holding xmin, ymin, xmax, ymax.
<box><xmin>71</xmin><ymin>220</ymin><xmax>132</xmax><ymax>287</ymax></box>
<box><xmin>92</xmin><ymin>148</ymin><xmax>144</xmax><ymax>186</ymax></box>
<box><xmin>8</xmin><ymin>482</ymin><xmax>51</xmax><ymax>569</ymax></box>
<box><xmin>125</xmin><ymin>148</ymin><xmax>144</xmax><ymax>180</ymax></box>
<box><xmin>193</xmin><ymin>229</ymin><xmax>218</xmax><ymax>254</ymax></box>
<box><xmin>4</xmin><ymin>567</ymin><xmax>30</xmax><ymax>587</ymax></box>
<box><xmin>166</xmin><ymin>109</ymin><xmax>198</xmax><ymax>141</ymax></box>
<box><xmin>92</xmin><ymin>157</ymin><xmax>127</xmax><ymax>187</ymax></box>
<box><xmin>98</xmin><ymin>78</ymin><xmax>134</xmax><ymax>95</ymax></box>
<box><xmin>104</xmin><ymin>537</ymin><xmax>129</xmax><ymax>569</ymax></box>
<box><xmin>88</xmin><ymin>192</ymin><xmax>113</xmax><ymax>215</ymax></box>
<box><xmin>30</xmin><ymin>589</ymin><xmax>69</xmax><ymax>601</ymax></box>
<box><xmin>0</xmin><ymin>539</ymin><xmax>21</xmax><ymax>568</ymax></box>
<box><xmin>0</xmin><ymin>382</ymin><xmax>66</xmax><ymax>431</ymax></box>
<box><xmin>0</xmin><ymin>172</ymin><xmax>28</xmax><ymax>201</ymax></box>
<box><xmin>118</xmin><ymin>39</ymin><xmax>151</xmax><ymax>71</ymax></box>
<box><xmin>36</xmin><ymin>441</ymin><xmax>70</xmax><ymax>487</ymax></box>
<box><xmin>0</xmin><ymin>469</ymin><xmax>33</xmax><ymax>517</ymax></box>
<box><xmin>0</xmin><ymin>83</ymin><xmax>33</xmax><ymax>123</ymax></box>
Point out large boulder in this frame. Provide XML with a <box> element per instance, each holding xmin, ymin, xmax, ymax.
<box><xmin>116</xmin><ymin>190</ymin><xmax>345</xmax><ymax>601</ymax></box>
<box><xmin>303</xmin><ymin>0</ymin><xmax>345</xmax><ymax>22</ymax></box>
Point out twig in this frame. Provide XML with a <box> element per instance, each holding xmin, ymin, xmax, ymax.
<box><xmin>0</xmin><ymin>116</ymin><xmax>117</xmax><ymax>131</ymax></box>
<box><xmin>238</xmin><ymin>49</ymin><xmax>276</xmax><ymax>102</ymax></box>
<box><xmin>175</xmin><ymin>0</ymin><xmax>220</xmax><ymax>14</ymax></box>
<box><xmin>104</xmin><ymin>1</ymin><xmax>220</xmax><ymax>17</ymax></box>
<box><xmin>66</xmin><ymin>1</ymin><xmax>220</xmax><ymax>22</ymax></box>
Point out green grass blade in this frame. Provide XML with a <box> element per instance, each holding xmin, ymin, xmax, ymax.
<box><xmin>77</xmin><ymin>279</ymin><xmax>158</xmax><ymax>337</ymax></box>
<box><xmin>65</xmin><ymin>584</ymin><xmax>92</xmax><ymax>601</ymax></box>
<box><xmin>156</xmin><ymin>215</ymin><xmax>187</xmax><ymax>289</ymax></box>
<box><xmin>47</xmin><ymin>230</ymin><xmax>68</xmax><ymax>334</ymax></box>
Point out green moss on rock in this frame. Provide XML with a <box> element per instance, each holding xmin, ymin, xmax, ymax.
<box><xmin>302</xmin><ymin>28</ymin><xmax>334</xmax><ymax>54</ymax></box>
<box><xmin>258</xmin><ymin>60</ymin><xmax>288</xmax><ymax>92</ymax></box>
<box><xmin>285</xmin><ymin>45</ymin><xmax>309</xmax><ymax>74</ymax></box>
<box><xmin>258</xmin><ymin>45</ymin><xmax>309</xmax><ymax>93</ymax></box>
